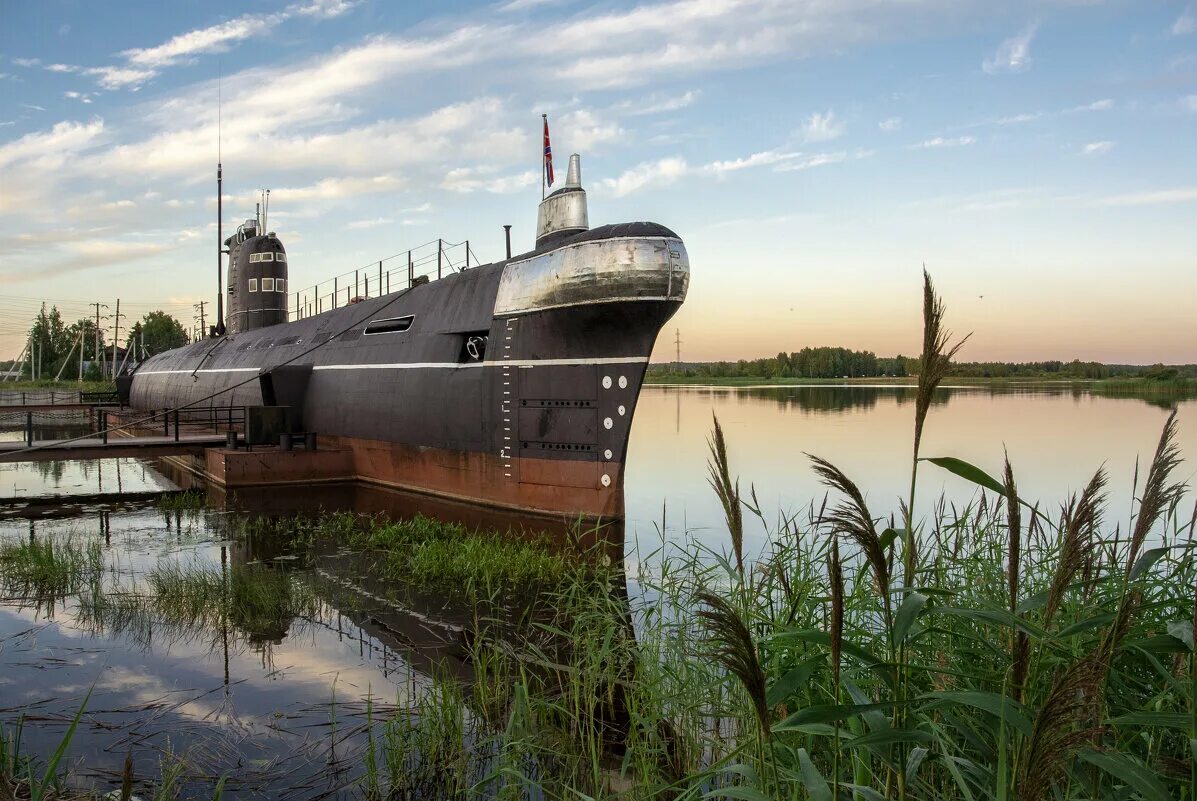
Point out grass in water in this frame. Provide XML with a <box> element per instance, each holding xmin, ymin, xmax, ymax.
<box><xmin>6</xmin><ymin>271</ymin><xmax>1197</xmax><ymax>800</ymax></box>
<box><xmin>0</xmin><ymin>535</ymin><xmax>103</xmax><ymax>605</ymax></box>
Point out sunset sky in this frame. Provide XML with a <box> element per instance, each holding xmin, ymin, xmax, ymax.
<box><xmin>1</xmin><ymin>0</ymin><xmax>1195</xmax><ymax>364</ymax></box>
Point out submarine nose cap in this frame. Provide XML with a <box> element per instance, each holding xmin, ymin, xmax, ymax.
<box><xmin>535</xmin><ymin>153</ymin><xmax>589</xmax><ymax>248</ymax></box>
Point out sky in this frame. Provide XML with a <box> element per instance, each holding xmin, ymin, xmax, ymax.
<box><xmin>0</xmin><ymin>0</ymin><xmax>1195</xmax><ymax>365</ymax></box>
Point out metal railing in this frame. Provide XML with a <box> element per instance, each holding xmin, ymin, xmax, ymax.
<box><xmin>288</xmin><ymin>238</ymin><xmax>478</xmax><ymax>322</ymax></box>
<box><xmin>0</xmin><ymin>390</ymin><xmax>86</xmax><ymax>406</ymax></box>
<box><xmin>94</xmin><ymin>405</ymin><xmax>249</xmax><ymax>445</ymax></box>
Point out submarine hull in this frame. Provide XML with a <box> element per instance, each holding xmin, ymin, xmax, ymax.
<box><xmin>130</xmin><ymin>223</ymin><xmax>688</xmax><ymax>520</ymax></box>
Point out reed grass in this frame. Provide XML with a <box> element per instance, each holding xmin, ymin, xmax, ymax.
<box><xmin>4</xmin><ymin>271</ymin><xmax>1195</xmax><ymax>800</ymax></box>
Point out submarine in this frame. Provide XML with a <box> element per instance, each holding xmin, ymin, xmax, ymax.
<box><xmin>127</xmin><ymin>154</ymin><xmax>689</xmax><ymax>520</ymax></box>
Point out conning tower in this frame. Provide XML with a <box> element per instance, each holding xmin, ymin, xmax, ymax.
<box><xmin>225</xmin><ymin>219</ymin><xmax>288</xmax><ymax>334</ymax></box>
<box><xmin>535</xmin><ymin>153</ymin><xmax>588</xmax><ymax>248</ymax></box>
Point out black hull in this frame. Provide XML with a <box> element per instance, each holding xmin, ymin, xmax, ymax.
<box><xmin>130</xmin><ymin>224</ymin><xmax>688</xmax><ymax>518</ymax></box>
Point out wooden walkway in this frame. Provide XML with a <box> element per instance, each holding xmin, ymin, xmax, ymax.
<box><xmin>0</xmin><ymin>433</ymin><xmax>227</xmax><ymax>463</ymax></box>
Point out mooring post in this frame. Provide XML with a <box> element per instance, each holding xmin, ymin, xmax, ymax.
<box><xmin>174</xmin><ymin>409</ymin><xmax>180</xmax><ymax>442</ymax></box>
<box><xmin>163</xmin><ymin>410</ymin><xmax>169</xmax><ymax>437</ymax></box>
<box><xmin>25</xmin><ymin>412</ymin><xmax>32</xmax><ymax>446</ymax></box>
<box><xmin>102</xmin><ymin>411</ymin><xmax>108</xmax><ymax>445</ymax></box>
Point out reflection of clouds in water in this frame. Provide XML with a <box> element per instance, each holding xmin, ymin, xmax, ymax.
<box><xmin>627</xmin><ymin>386</ymin><xmax>1197</xmax><ymax>567</ymax></box>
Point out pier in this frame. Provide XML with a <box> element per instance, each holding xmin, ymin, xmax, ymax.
<box><xmin>0</xmin><ymin>393</ymin><xmax>356</xmax><ymax>490</ymax></box>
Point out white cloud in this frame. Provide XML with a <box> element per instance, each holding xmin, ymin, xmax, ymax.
<box><xmin>1094</xmin><ymin>188</ymin><xmax>1197</xmax><ymax>207</ymax></box>
<box><xmin>770</xmin><ymin>149</ymin><xmax>876</xmax><ymax>171</ymax></box>
<box><xmin>612</xmin><ymin>89</ymin><xmax>700</xmax><ymax>116</ymax></box>
<box><xmin>1074</xmin><ymin>98</ymin><xmax>1113</xmax><ymax>112</ymax></box>
<box><xmin>122</xmin><ymin>13</ymin><xmax>285</xmax><ymax>69</ymax></box>
<box><xmin>983</xmin><ymin>24</ymin><xmax>1037</xmax><ymax>74</ymax></box>
<box><xmin>704</xmin><ymin>149</ymin><xmax>800</xmax><ymax>175</ymax></box>
<box><xmin>596</xmin><ymin>144</ymin><xmax>868</xmax><ymax>196</ymax></box>
<box><xmin>346</xmin><ymin>217</ymin><xmax>392</xmax><ymax>230</ymax></box>
<box><xmin>1182</xmin><ymin>95</ymin><xmax>1197</xmax><ymax>113</ymax></box>
<box><xmin>11</xmin><ymin>58</ymin><xmax>40</xmax><ymax>68</ymax></box>
<box><xmin>878</xmin><ymin>116</ymin><xmax>902</xmax><ymax>132</ymax></box>
<box><xmin>598</xmin><ymin>157</ymin><xmax>690</xmax><ymax>196</ymax></box>
<box><xmin>1172</xmin><ymin>7</ymin><xmax>1195</xmax><ymax>35</ymax></box>
<box><xmin>1</xmin><ymin>239</ymin><xmax>171</xmax><ymax>281</ymax></box>
<box><xmin>0</xmin><ymin>119</ymin><xmax>105</xmax><ymax>169</ymax></box>
<box><xmin>20</xmin><ymin>103</ymin><xmax>47</xmax><ymax>112</ymax></box>
<box><xmin>1080</xmin><ymin>141</ymin><xmax>1113</xmax><ymax>156</ymax></box>
<box><xmin>800</xmin><ymin>110</ymin><xmax>845</xmax><ymax>143</ymax></box>
<box><xmin>442</xmin><ymin>167</ymin><xmax>539</xmax><ymax>194</ymax></box>
<box><xmin>85</xmin><ymin>66</ymin><xmax>156</xmax><ymax>90</ymax></box>
<box><xmin>236</xmin><ymin>175</ymin><xmax>403</xmax><ymax>205</ymax></box>
<box><xmin>497</xmin><ymin>0</ymin><xmax>564</xmax><ymax>11</ymax></box>
<box><xmin>292</xmin><ymin>0</ymin><xmax>360</xmax><ymax>18</ymax></box>
<box><xmin>917</xmin><ymin>135</ymin><xmax>975</xmax><ymax>148</ymax></box>
<box><xmin>555</xmin><ymin>109</ymin><xmax>623</xmax><ymax>150</ymax></box>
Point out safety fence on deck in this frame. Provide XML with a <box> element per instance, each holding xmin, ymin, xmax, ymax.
<box><xmin>288</xmin><ymin>238</ymin><xmax>478</xmax><ymax>322</ymax></box>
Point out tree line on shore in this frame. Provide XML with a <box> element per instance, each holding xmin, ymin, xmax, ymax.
<box><xmin>1</xmin><ymin>305</ymin><xmax>189</xmax><ymax>381</ymax></box>
<box><xmin>649</xmin><ymin>346</ymin><xmax>1197</xmax><ymax>380</ymax></box>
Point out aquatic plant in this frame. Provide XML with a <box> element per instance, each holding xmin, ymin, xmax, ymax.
<box><xmin>0</xmin><ymin>534</ymin><xmax>103</xmax><ymax>605</ymax></box>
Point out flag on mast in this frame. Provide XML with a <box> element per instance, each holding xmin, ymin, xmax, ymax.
<box><xmin>542</xmin><ymin>114</ymin><xmax>554</xmax><ymax>190</ymax></box>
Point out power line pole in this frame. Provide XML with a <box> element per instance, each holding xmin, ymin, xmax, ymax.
<box><xmin>111</xmin><ymin>299</ymin><xmax>123</xmax><ymax>380</ymax></box>
<box><xmin>195</xmin><ymin>301</ymin><xmax>207</xmax><ymax>338</ymax></box>
<box><xmin>91</xmin><ymin>302</ymin><xmax>107</xmax><ymax>380</ymax></box>
<box><xmin>674</xmin><ymin>328</ymin><xmax>682</xmax><ymax>370</ymax></box>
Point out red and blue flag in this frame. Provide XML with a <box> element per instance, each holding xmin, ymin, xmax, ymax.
<box><xmin>543</xmin><ymin>115</ymin><xmax>554</xmax><ymax>187</ymax></box>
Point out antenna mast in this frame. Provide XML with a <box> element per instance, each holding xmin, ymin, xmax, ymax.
<box><xmin>215</xmin><ymin>65</ymin><xmax>224</xmax><ymax>335</ymax></box>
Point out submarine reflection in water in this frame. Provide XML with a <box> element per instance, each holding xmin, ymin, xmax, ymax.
<box><xmin>221</xmin><ymin>513</ymin><xmax>635</xmax><ymax>743</ymax></box>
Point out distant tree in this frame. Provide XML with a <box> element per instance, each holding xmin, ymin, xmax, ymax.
<box><xmin>126</xmin><ymin>311</ymin><xmax>189</xmax><ymax>357</ymax></box>
<box><xmin>26</xmin><ymin>305</ymin><xmax>73</xmax><ymax>377</ymax></box>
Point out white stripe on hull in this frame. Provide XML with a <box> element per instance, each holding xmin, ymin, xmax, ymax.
<box><xmin>135</xmin><ymin>356</ymin><xmax>649</xmax><ymax>376</ymax></box>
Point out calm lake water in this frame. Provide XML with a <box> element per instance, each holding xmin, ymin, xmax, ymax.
<box><xmin>624</xmin><ymin>384</ymin><xmax>1197</xmax><ymax>561</ymax></box>
<box><xmin>0</xmin><ymin>383</ymin><xmax>1193</xmax><ymax>797</ymax></box>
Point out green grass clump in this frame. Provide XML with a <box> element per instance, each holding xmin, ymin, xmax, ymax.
<box><xmin>156</xmin><ymin>490</ymin><xmax>206</xmax><ymax>513</ymax></box>
<box><xmin>0</xmin><ymin>535</ymin><xmax>103</xmax><ymax>603</ymax></box>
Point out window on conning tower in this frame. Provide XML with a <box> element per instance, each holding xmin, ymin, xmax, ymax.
<box><xmin>248</xmin><ymin>279</ymin><xmax>258</xmax><ymax>292</ymax></box>
<box><xmin>276</xmin><ymin>278</ymin><xmax>286</xmax><ymax>292</ymax></box>
<box><xmin>263</xmin><ymin>278</ymin><xmax>274</xmax><ymax>291</ymax></box>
